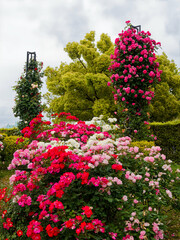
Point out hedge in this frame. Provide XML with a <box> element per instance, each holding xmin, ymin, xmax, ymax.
<box><xmin>0</xmin><ymin>135</ymin><xmax>29</xmax><ymax>169</ymax></box>
<box><xmin>150</xmin><ymin>119</ymin><xmax>180</xmax><ymax>163</ymax></box>
<box><xmin>130</xmin><ymin>141</ymin><xmax>155</xmax><ymax>155</ymax></box>
<box><xmin>0</xmin><ymin>127</ymin><xmax>20</xmax><ymax>136</ymax></box>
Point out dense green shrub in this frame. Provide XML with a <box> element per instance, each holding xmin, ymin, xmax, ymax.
<box><xmin>130</xmin><ymin>141</ymin><xmax>154</xmax><ymax>155</ymax></box>
<box><xmin>150</xmin><ymin>120</ymin><xmax>180</xmax><ymax>163</ymax></box>
<box><xmin>1</xmin><ymin>136</ymin><xmax>29</xmax><ymax>169</ymax></box>
<box><xmin>0</xmin><ymin>127</ymin><xmax>21</xmax><ymax>136</ymax></box>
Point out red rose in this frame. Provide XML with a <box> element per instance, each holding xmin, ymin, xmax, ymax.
<box><xmin>17</xmin><ymin>230</ymin><xmax>23</xmax><ymax>237</ymax></box>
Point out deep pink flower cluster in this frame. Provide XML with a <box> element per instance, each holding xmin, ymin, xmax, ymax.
<box><xmin>108</xmin><ymin>21</ymin><xmax>162</xmax><ymax>137</ymax></box>
<box><xmin>27</xmin><ymin>220</ymin><xmax>43</xmax><ymax>240</ymax></box>
<box><xmin>17</xmin><ymin>194</ymin><xmax>32</xmax><ymax>207</ymax></box>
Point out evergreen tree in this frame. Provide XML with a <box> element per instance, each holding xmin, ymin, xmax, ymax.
<box><xmin>13</xmin><ymin>59</ymin><xmax>44</xmax><ymax>130</ymax></box>
<box><xmin>44</xmin><ymin>31</ymin><xmax>116</xmax><ymax>120</ymax></box>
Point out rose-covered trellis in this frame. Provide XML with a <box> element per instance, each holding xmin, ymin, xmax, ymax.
<box><xmin>108</xmin><ymin>21</ymin><xmax>162</xmax><ymax>139</ymax></box>
<box><xmin>13</xmin><ymin>59</ymin><xmax>44</xmax><ymax>130</ymax></box>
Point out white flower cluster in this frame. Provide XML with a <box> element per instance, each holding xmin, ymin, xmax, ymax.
<box><xmin>31</xmin><ymin>83</ymin><xmax>38</xmax><ymax>88</ymax></box>
<box><xmin>86</xmin><ymin>115</ymin><xmax>119</xmax><ymax>133</ymax></box>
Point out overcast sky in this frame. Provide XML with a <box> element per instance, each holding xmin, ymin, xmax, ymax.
<box><xmin>0</xmin><ymin>0</ymin><xmax>180</xmax><ymax>128</ymax></box>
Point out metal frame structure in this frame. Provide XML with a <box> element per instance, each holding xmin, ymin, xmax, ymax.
<box><xmin>131</xmin><ymin>25</ymin><xmax>141</xmax><ymax>33</ymax></box>
<box><xmin>26</xmin><ymin>51</ymin><xmax>36</xmax><ymax>74</ymax></box>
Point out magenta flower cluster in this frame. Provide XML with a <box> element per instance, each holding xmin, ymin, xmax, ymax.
<box><xmin>108</xmin><ymin>21</ymin><xmax>162</xmax><ymax>138</ymax></box>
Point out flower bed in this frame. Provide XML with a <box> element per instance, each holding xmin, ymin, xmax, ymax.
<box><xmin>0</xmin><ymin>113</ymin><xmax>179</xmax><ymax>239</ymax></box>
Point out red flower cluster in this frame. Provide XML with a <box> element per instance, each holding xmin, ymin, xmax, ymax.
<box><xmin>17</xmin><ymin>229</ymin><xmax>23</xmax><ymax>237</ymax></box>
<box><xmin>82</xmin><ymin>206</ymin><xmax>93</xmax><ymax>218</ymax></box>
<box><xmin>51</xmin><ymin>112</ymin><xmax>79</xmax><ymax>121</ymax></box>
<box><xmin>112</xmin><ymin>164</ymin><xmax>123</xmax><ymax>171</ymax></box>
<box><xmin>63</xmin><ymin>208</ymin><xmax>105</xmax><ymax>236</ymax></box>
<box><xmin>3</xmin><ymin>218</ymin><xmax>13</xmax><ymax>230</ymax></box>
<box><xmin>0</xmin><ymin>187</ymin><xmax>7</xmax><ymax>201</ymax></box>
<box><xmin>45</xmin><ymin>224</ymin><xmax>60</xmax><ymax>237</ymax></box>
<box><xmin>26</xmin><ymin>220</ymin><xmax>43</xmax><ymax>240</ymax></box>
<box><xmin>21</xmin><ymin>113</ymin><xmax>51</xmax><ymax>139</ymax></box>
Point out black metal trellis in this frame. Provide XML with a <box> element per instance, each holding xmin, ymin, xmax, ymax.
<box><xmin>26</xmin><ymin>51</ymin><xmax>36</xmax><ymax>74</ymax></box>
<box><xmin>131</xmin><ymin>25</ymin><xmax>141</xmax><ymax>33</ymax></box>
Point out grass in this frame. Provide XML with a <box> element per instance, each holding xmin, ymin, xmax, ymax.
<box><xmin>0</xmin><ymin>170</ymin><xmax>14</xmax><ymax>187</ymax></box>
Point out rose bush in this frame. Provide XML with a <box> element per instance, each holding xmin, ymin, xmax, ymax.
<box><xmin>108</xmin><ymin>21</ymin><xmax>162</xmax><ymax>139</ymax></box>
<box><xmin>0</xmin><ymin>113</ymin><xmax>179</xmax><ymax>239</ymax></box>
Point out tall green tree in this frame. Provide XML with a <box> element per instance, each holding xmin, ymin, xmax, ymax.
<box><xmin>44</xmin><ymin>31</ymin><xmax>116</xmax><ymax>120</ymax></box>
<box><xmin>13</xmin><ymin>59</ymin><xmax>44</xmax><ymax>130</ymax></box>
<box><xmin>150</xmin><ymin>52</ymin><xmax>180</xmax><ymax>122</ymax></box>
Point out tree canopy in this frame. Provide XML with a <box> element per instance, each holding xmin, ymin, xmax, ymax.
<box><xmin>44</xmin><ymin>31</ymin><xmax>116</xmax><ymax>120</ymax></box>
<box><xmin>150</xmin><ymin>53</ymin><xmax>180</xmax><ymax>122</ymax></box>
<box><xmin>44</xmin><ymin>32</ymin><xmax>180</xmax><ymax>123</ymax></box>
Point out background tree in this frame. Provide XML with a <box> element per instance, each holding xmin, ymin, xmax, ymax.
<box><xmin>44</xmin><ymin>31</ymin><xmax>116</xmax><ymax>120</ymax></box>
<box><xmin>13</xmin><ymin>59</ymin><xmax>44</xmax><ymax>130</ymax></box>
<box><xmin>44</xmin><ymin>31</ymin><xmax>180</xmax><ymax>124</ymax></box>
<box><xmin>150</xmin><ymin>52</ymin><xmax>180</xmax><ymax>122</ymax></box>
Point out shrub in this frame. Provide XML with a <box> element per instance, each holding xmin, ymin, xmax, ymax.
<box><xmin>130</xmin><ymin>140</ymin><xmax>154</xmax><ymax>155</ymax></box>
<box><xmin>1</xmin><ymin>136</ymin><xmax>29</xmax><ymax>168</ymax></box>
<box><xmin>0</xmin><ymin>127</ymin><xmax>20</xmax><ymax>136</ymax></box>
<box><xmin>0</xmin><ymin>114</ymin><xmax>179</xmax><ymax>239</ymax></box>
<box><xmin>150</xmin><ymin>120</ymin><xmax>180</xmax><ymax>164</ymax></box>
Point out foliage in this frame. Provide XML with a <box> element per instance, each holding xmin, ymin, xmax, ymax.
<box><xmin>150</xmin><ymin>119</ymin><xmax>180</xmax><ymax>164</ymax></box>
<box><xmin>0</xmin><ymin>114</ymin><xmax>179</xmax><ymax>239</ymax></box>
<box><xmin>150</xmin><ymin>52</ymin><xmax>180</xmax><ymax>122</ymax></box>
<box><xmin>130</xmin><ymin>141</ymin><xmax>154</xmax><ymax>153</ymax></box>
<box><xmin>44</xmin><ymin>31</ymin><xmax>116</xmax><ymax>120</ymax></box>
<box><xmin>13</xmin><ymin>59</ymin><xmax>44</xmax><ymax>130</ymax></box>
<box><xmin>0</xmin><ymin>127</ymin><xmax>21</xmax><ymax>136</ymax></box>
<box><xmin>108</xmin><ymin>21</ymin><xmax>162</xmax><ymax>140</ymax></box>
<box><xmin>0</xmin><ymin>135</ymin><xmax>29</xmax><ymax>169</ymax></box>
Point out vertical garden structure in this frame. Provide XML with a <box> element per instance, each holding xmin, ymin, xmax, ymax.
<box><xmin>13</xmin><ymin>52</ymin><xmax>44</xmax><ymax>130</ymax></box>
<box><xmin>108</xmin><ymin>21</ymin><xmax>162</xmax><ymax>140</ymax></box>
